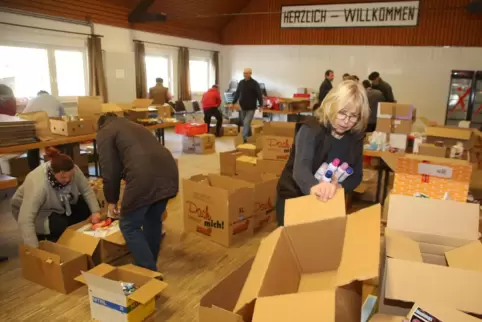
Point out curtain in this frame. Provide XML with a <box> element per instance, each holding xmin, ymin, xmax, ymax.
<box><xmin>212</xmin><ymin>51</ymin><xmax>219</xmax><ymax>86</ymax></box>
<box><xmin>87</xmin><ymin>36</ymin><xmax>108</xmax><ymax>102</ymax></box>
<box><xmin>134</xmin><ymin>41</ymin><xmax>147</xmax><ymax>99</ymax></box>
<box><xmin>178</xmin><ymin>47</ymin><xmax>191</xmax><ymax>101</ymax></box>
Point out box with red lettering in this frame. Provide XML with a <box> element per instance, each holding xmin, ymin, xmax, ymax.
<box><xmin>182</xmin><ymin>174</ymin><xmax>254</xmax><ymax>247</ymax></box>
<box><xmin>262</xmin><ymin>122</ymin><xmax>296</xmax><ymax>161</ymax></box>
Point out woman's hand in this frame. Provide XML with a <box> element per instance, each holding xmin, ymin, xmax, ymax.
<box><xmin>90</xmin><ymin>212</ymin><xmax>102</xmax><ymax>224</ymax></box>
<box><xmin>310</xmin><ymin>182</ymin><xmax>338</xmax><ymax>202</ymax></box>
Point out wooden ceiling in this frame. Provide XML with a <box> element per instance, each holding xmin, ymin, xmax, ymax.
<box><xmin>0</xmin><ymin>0</ymin><xmax>252</xmax><ymax>43</ymax></box>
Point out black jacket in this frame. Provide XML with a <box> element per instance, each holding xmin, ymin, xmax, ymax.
<box><xmin>232</xmin><ymin>78</ymin><xmax>263</xmax><ymax>110</ymax></box>
<box><xmin>277</xmin><ymin>117</ymin><xmax>364</xmax><ymax>199</ymax></box>
<box><xmin>374</xmin><ymin>80</ymin><xmax>395</xmax><ymax>103</ymax></box>
<box><xmin>317</xmin><ymin>78</ymin><xmax>333</xmax><ymax>105</ymax></box>
<box><xmin>97</xmin><ymin>117</ymin><xmax>179</xmax><ymax>213</ymax></box>
<box><xmin>366</xmin><ymin>88</ymin><xmax>385</xmax><ymax>125</ymax></box>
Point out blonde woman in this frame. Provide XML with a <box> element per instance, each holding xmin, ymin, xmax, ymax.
<box><xmin>276</xmin><ymin>80</ymin><xmax>370</xmax><ymax>226</ymax></box>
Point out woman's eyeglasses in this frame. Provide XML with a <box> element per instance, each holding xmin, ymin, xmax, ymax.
<box><xmin>336</xmin><ymin>112</ymin><xmax>359</xmax><ymax>123</ymax></box>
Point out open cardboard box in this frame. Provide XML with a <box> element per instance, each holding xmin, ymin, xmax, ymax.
<box><xmin>220</xmin><ymin>150</ymin><xmax>244</xmax><ymax>176</ymax></box>
<box><xmin>236</xmin><ymin>156</ymin><xmax>259</xmax><ymax>176</ymax></box>
<box><xmin>76</xmin><ymin>263</ymin><xmax>167</xmax><ymax>322</ymax></box>
<box><xmin>58</xmin><ymin>220</ymin><xmax>128</xmax><ymax>266</ymax></box>
<box><xmin>379</xmin><ymin>194</ymin><xmax>482</xmax><ymax>317</ymax></box>
<box><xmin>206</xmin><ymin>191</ymin><xmax>381</xmax><ymax>321</ymax></box>
<box><xmin>50</xmin><ymin>118</ymin><xmax>95</xmax><ymax>136</ymax></box>
<box><xmin>19</xmin><ymin>241</ymin><xmax>88</xmax><ymax>294</ymax></box>
<box><xmin>425</xmin><ymin>125</ymin><xmax>477</xmax><ymax>149</ymax></box>
<box><xmin>183</xmin><ymin>174</ymin><xmax>254</xmax><ymax>247</ymax></box>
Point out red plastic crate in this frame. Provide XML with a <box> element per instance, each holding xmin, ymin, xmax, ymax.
<box><xmin>293</xmin><ymin>93</ymin><xmax>310</xmax><ymax>98</ymax></box>
<box><xmin>175</xmin><ymin>123</ymin><xmax>207</xmax><ymax>136</ymax></box>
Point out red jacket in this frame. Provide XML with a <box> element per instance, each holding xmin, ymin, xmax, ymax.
<box><xmin>201</xmin><ymin>88</ymin><xmax>221</xmax><ymax>109</ymax></box>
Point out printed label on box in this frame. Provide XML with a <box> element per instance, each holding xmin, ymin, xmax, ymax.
<box><xmin>408</xmin><ymin>306</ymin><xmax>442</xmax><ymax>322</ymax></box>
<box><xmin>418</xmin><ymin>163</ymin><xmax>453</xmax><ymax>179</ymax></box>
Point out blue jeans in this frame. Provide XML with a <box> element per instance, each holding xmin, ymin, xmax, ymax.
<box><xmin>119</xmin><ymin>199</ymin><xmax>168</xmax><ymax>272</ymax></box>
<box><xmin>275</xmin><ymin>196</ymin><xmax>286</xmax><ymax>226</ymax></box>
<box><xmin>240</xmin><ymin>109</ymin><xmax>255</xmax><ymax>142</ymax></box>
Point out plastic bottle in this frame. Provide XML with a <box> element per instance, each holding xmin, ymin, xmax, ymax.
<box><xmin>337</xmin><ymin>167</ymin><xmax>353</xmax><ymax>183</ymax></box>
<box><xmin>334</xmin><ymin>162</ymin><xmax>349</xmax><ymax>181</ymax></box>
<box><xmin>314</xmin><ymin>162</ymin><xmax>329</xmax><ymax>180</ymax></box>
<box><xmin>322</xmin><ymin>170</ymin><xmax>333</xmax><ymax>183</ymax></box>
<box><xmin>326</xmin><ymin>158</ymin><xmax>340</xmax><ymax>174</ymax></box>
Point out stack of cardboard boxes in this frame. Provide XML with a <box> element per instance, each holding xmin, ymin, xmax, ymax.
<box><xmin>419</xmin><ymin>125</ymin><xmax>476</xmax><ymax>161</ymax></box>
<box><xmin>182</xmin><ymin>133</ymin><xmax>216</xmax><ymax>154</ymax></box>
<box><xmin>376</xmin><ymin>103</ymin><xmax>416</xmax><ymax>151</ymax></box>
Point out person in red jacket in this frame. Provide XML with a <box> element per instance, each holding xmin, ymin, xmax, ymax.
<box><xmin>201</xmin><ymin>85</ymin><xmax>223</xmax><ymax>137</ymax></box>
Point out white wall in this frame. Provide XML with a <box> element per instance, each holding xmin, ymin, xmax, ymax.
<box><xmin>222</xmin><ymin>45</ymin><xmax>482</xmax><ymax>124</ymax></box>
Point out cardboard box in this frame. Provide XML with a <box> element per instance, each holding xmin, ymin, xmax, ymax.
<box><xmin>237</xmin><ymin>143</ymin><xmax>258</xmax><ymax>157</ymax></box>
<box><xmin>236</xmin><ymin>156</ymin><xmax>259</xmax><ymax>176</ymax></box>
<box><xmin>220</xmin><ymin>150</ymin><xmax>244</xmax><ymax>176</ymax></box>
<box><xmin>234</xmin><ymin>172</ymin><xmax>278</xmax><ymax>232</ymax></box>
<box><xmin>132</xmin><ymin>99</ymin><xmax>153</xmax><ymax>109</ymax></box>
<box><xmin>391</xmin><ymin>119</ymin><xmax>411</xmax><ymax>134</ymax></box>
<box><xmin>89</xmin><ymin>179</ymin><xmax>126</xmax><ymax>215</ymax></box>
<box><xmin>425</xmin><ymin>126</ymin><xmax>476</xmax><ymax>149</ymax></box>
<box><xmin>262</xmin><ymin>122</ymin><xmax>295</xmax><ymax>161</ymax></box>
<box><xmin>392</xmin><ymin>154</ymin><xmax>472</xmax><ymax>202</ymax></box>
<box><xmin>233</xmin><ymin>192</ymin><xmax>381</xmax><ymax>321</ymax></box>
<box><xmin>50</xmin><ymin>118</ymin><xmax>95</xmax><ymax>136</ymax></box>
<box><xmin>76</xmin><ymin>263</ymin><xmax>167</xmax><ymax>322</ymax></box>
<box><xmin>58</xmin><ymin>221</ymin><xmax>128</xmax><ymax>266</ymax></box>
<box><xmin>223</xmin><ymin>124</ymin><xmax>239</xmax><ymax>136</ymax></box>
<box><xmin>19</xmin><ymin>241</ymin><xmax>88</xmax><ymax>294</ymax></box>
<box><xmin>418</xmin><ymin>143</ymin><xmax>447</xmax><ymax>158</ymax></box>
<box><xmin>77</xmin><ymin>96</ymin><xmax>103</xmax><ymax>118</ymax></box>
<box><xmin>379</xmin><ymin>195</ymin><xmax>482</xmax><ymax>317</ymax></box>
<box><xmin>182</xmin><ymin>134</ymin><xmax>215</xmax><ymax>154</ymax></box>
<box><xmin>376</xmin><ymin>118</ymin><xmax>392</xmax><ymax>133</ymax></box>
<box><xmin>377</xmin><ymin>103</ymin><xmax>394</xmax><ymax>119</ymax></box>
<box><xmin>393</xmin><ymin>104</ymin><xmax>415</xmax><ymax>120</ymax></box>
<box><xmin>0</xmin><ymin>153</ymin><xmax>29</xmax><ymax>178</ymax></box>
<box><xmin>354</xmin><ymin>168</ymin><xmax>379</xmax><ymax>202</ymax></box>
<box><xmin>234</xmin><ymin>134</ymin><xmax>263</xmax><ymax>149</ymax></box>
<box><xmin>199</xmin><ymin>258</ymin><xmax>254</xmax><ymax>322</ymax></box>
<box><xmin>183</xmin><ymin>174</ymin><xmax>254</xmax><ymax>247</ymax></box>
<box><xmin>256</xmin><ymin>158</ymin><xmax>286</xmax><ymax>177</ymax></box>
<box><xmin>154</xmin><ymin>104</ymin><xmax>172</xmax><ymax>119</ymax></box>
<box><xmin>388</xmin><ymin>133</ymin><xmax>407</xmax><ymax>151</ymax></box>
<box><xmin>406</xmin><ymin>302</ymin><xmax>481</xmax><ymax>322</ymax></box>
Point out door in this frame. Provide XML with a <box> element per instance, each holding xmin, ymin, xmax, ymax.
<box><xmin>445</xmin><ymin>70</ymin><xmax>475</xmax><ymax>126</ymax></box>
<box><xmin>470</xmin><ymin>71</ymin><xmax>482</xmax><ymax>129</ymax></box>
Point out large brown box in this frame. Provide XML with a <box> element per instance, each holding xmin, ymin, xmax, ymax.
<box><xmin>50</xmin><ymin>118</ymin><xmax>95</xmax><ymax>136</ymax></box>
<box><xmin>19</xmin><ymin>241</ymin><xmax>88</xmax><ymax>294</ymax></box>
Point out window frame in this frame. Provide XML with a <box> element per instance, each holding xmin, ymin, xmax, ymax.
<box><xmin>189</xmin><ymin>57</ymin><xmax>211</xmax><ymax>95</ymax></box>
<box><xmin>0</xmin><ymin>41</ymin><xmax>89</xmax><ymax>103</ymax></box>
<box><xmin>144</xmin><ymin>53</ymin><xmax>173</xmax><ymax>95</ymax></box>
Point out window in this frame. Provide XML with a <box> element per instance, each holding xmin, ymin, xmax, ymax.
<box><xmin>189</xmin><ymin>59</ymin><xmax>209</xmax><ymax>93</ymax></box>
<box><xmin>0</xmin><ymin>45</ymin><xmax>88</xmax><ymax>100</ymax></box>
<box><xmin>145</xmin><ymin>55</ymin><xmax>171</xmax><ymax>92</ymax></box>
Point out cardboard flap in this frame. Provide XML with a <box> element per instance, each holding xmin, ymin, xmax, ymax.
<box><xmin>284</xmin><ymin>191</ymin><xmax>346</xmax><ymax>226</ymax></box>
<box><xmin>78</xmin><ymin>96</ymin><xmax>102</xmax><ymax>116</ymax></box>
<box><xmin>199</xmin><ymin>306</ymin><xmax>244</xmax><ymax>322</ymax></box>
<box><xmin>385</xmin><ymin>258</ymin><xmax>482</xmax><ymax>315</ymax></box>
<box><xmin>385</xmin><ymin>229</ymin><xmax>423</xmax><ymax>262</ymax></box>
<box><xmin>387</xmin><ymin>195</ymin><xmax>479</xmax><ymax>241</ymax></box>
<box><xmin>234</xmin><ymin>228</ymin><xmax>284</xmax><ymax>312</ymax></box>
<box><xmin>101</xmin><ymin>103</ymin><xmax>123</xmax><ymax>113</ymax></box>
<box><xmin>119</xmin><ymin>264</ymin><xmax>162</xmax><ymax>279</ymax></box>
<box><xmin>336</xmin><ymin>204</ymin><xmax>381</xmax><ymax>286</ymax></box>
<box><xmin>103</xmin><ymin>231</ymin><xmax>126</xmax><ymax>246</ymax></box>
<box><xmin>445</xmin><ymin>241</ymin><xmax>482</xmax><ymax>272</ymax></box>
<box><xmin>425</xmin><ymin>125</ymin><xmax>474</xmax><ymax>140</ymax></box>
<box><xmin>75</xmin><ymin>263</ymin><xmax>116</xmax><ymax>284</ymax></box>
<box><xmin>263</xmin><ymin>122</ymin><xmax>295</xmax><ymax>137</ymax></box>
<box><xmin>252</xmin><ymin>291</ymin><xmax>335</xmax><ymax>322</ymax></box>
<box><xmin>20</xmin><ymin>244</ymin><xmax>61</xmax><ymax>265</ymax></box>
<box><xmin>81</xmin><ymin>270</ymin><xmax>124</xmax><ymax>295</ymax></box>
<box><xmin>57</xmin><ymin>228</ymin><xmax>100</xmax><ymax>256</ymax></box>
<box><xmin>132</xmin><ymin>99</ymin><xmax>153</xmax><ymax>109</ymax></box>
<box><xmin>128</xmin><ymin>279</ymin><xmax>167</xmax><ymax>304</ymax></box>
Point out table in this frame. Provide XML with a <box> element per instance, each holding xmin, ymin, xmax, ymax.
<box><xmin>262</xmin><ymin>108</ymin><xmax>312</xmax><ymax>122</ymax></box>
<box><xmin>363</xmin><ymin>150</ymin><xmax>405</xmax><ymax>204</ymax></box>
<box><xmin>0</xmin><ymin>121</ymin><xmax>179</xmax><ymax>177</ymax></box>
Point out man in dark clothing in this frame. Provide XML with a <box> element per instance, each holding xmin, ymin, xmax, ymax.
<box><xmin>317</xmin><ymin>69</ymin><xmax>334</xmax><ymax>108</ymax></box>
<box><xmin>97</xmin><ymin>113</ymin><xmax>179</xmax><ymax>272</ymax></box>
<box><xmin>363</xmin><ymin>80</ymin><xmax>385</xmax><ymax>132</ymax></box>
<box><xmin>368</xmin><ymin>72</ymin><xmax>395</xmax><ymax>103</ymax></box>
<box><xmin>231</xmin><ymin>68</ymin><xmax>263</xmax><ymax>143</ymax></box>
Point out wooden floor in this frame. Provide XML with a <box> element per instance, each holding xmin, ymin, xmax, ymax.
<box><xmin>0</xmin><ymin>130</ymin><xmax>277</xmax><ymax>322</ymax></box>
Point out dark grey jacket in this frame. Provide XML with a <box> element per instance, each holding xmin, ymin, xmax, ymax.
<box><xmin>97</xmin><ymin>117</ymin><xmax>179</xmax><ymax>213</ymax></box>
<box><xmin>318</xmin><ymin>78</ymin><xmax>333</xmax><ymax>104</ymax></box>
<box><xmin>374</xmin><ymin>79</ymin><xmax>395</xmax><ymax>103</ymax></box>
<box><xmin>366</xmin><ymin>88</ymin><xmax>385</xmax><ymax>125</ymax></box>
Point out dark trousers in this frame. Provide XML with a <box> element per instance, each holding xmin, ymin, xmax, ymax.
<box><xmin>119</xmin><ymin>199</ymin><xmax>168</xmax><ymax>272</ymax></box>
<box><xmin>275</xmin><ymin>196</ymin><xmax>286</xmax><ymax>227</ymax></box>
<box><xmin>37</xmin><ymin>195</ymin><xmax>91</xmax><ymax>242</ymax></box>
<box><xmin>204</xmin><ymin>107</ymin><xmax>222</xmax><ymax>137</ymax></box>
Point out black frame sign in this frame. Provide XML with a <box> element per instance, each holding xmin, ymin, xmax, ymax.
<box><xmin>281</xmin><ymin>1</ymin><xmax>420</xmax><ymax>28</ymax></box>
